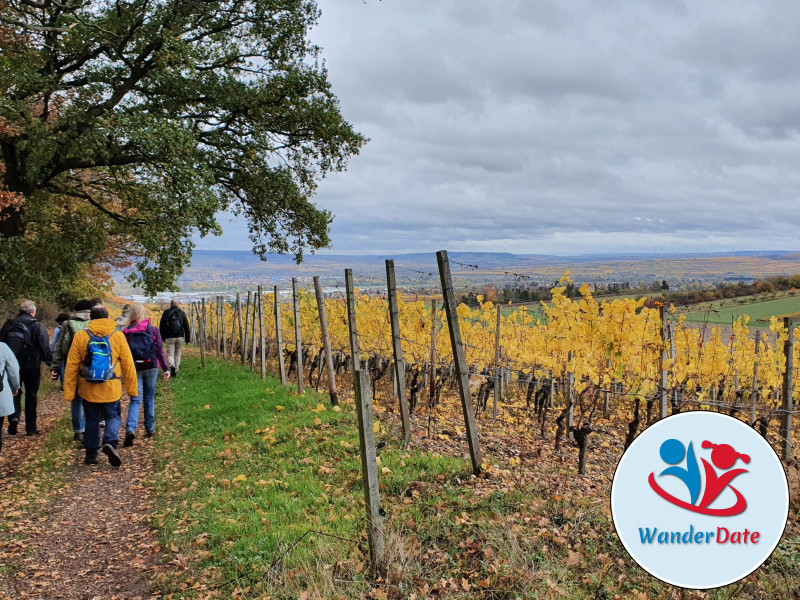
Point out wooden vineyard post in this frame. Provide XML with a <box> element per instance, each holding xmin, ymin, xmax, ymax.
<box><xmin>221</xmin><ymin>296</ymin><xmax>228</xmax><ymax>360</ymax></box>
<box><xmin>211</xmin><ymin>296</ymin><xmax>217</xmax><ymax>356</ymax></box>
<box><xmin>242</xmin><ymin>291</ymin><xmax>251</xmax><ymax>366</ymax></box>
<box><xmin>345</xmin><ymin>269</ymin><xmax>360</xmax><ymax>369</ymax></box>
<box><xmin>258</xmin><ymin>285</ymin><xmax>267</xmax><ymax>381</ymax></box>
<box><xmin>314</xmin><ymin>276</ymin><xmax>338</xmax><ymax>405</ymax></box>
<box><xmin>216</xmin><ymin>296</ymin><xmax>221</xmax><ymax>358</ymax></box>
<box><xmin>345</xmin><ymin>268</ymin><xmax>385</xmax><ymax>576</ymax></box>
<box><xmin>669</xmin><ymin>322</ymin><xmax>678</xmax><ymax>412</ymax></box>
<box><xmin>429</xmin><ymin>300</ymin><xmax>438</xmax><ymax>409</ymax></box>
<box><xmin>235</xmin><ymin>293</ymin><xmax>243</xmax><ymax>360</ymax></box>
<box><xmin>204</xmin><ymin>298</ymin><xmax>211</xmax><ymax>353</ymax></box>
<box><xmin>202</xmin><ymin>299</ymin><xmax>209</xmax><ymax>352</ymax></box>
<box><xmin>436</xmin><ymin>250</ymin><xmax>482</xmax><ymax>475</ymax></box>
<box><xmin>494</xmin><ymin>304</ymin><xmax>501</xmax><ymax>423</ymax></box>
<box><xmin>385</xmin><ymin>260</ymin><xmax>411</xmax><ymax>440</ymax></box>
<box><xmin>199</xmin><ymin>298</ymin><xmax>207</xmax><ymax>369</ymax></box>
<box><xmin>567</xmin><ymin>350</ymin><xmax>575</xmax><ymax>434</ymax></box>
<box><xmin>274</xmin><ymin>286</ymin><xmax>287</xmax><ymax>385</ymax></box>
<box><xmin>188</xmin><ymin>302</ymin><xmax>196</xmax><ymax>345</ymax></box>
<box><xmin>751</xmin><ymin>332</ymin><xmax>761</xmax><ymax>424</ymax></box>
<box><xmin>292</xmin><ymin>277</ymin><xmax>304</xmax><ymax>394</ymax></box>
<box><xmin>250</xmin><ymin>291</ymin><xmax>258</xmax><ymax>373</ymax></box>
<box><xmin>549</xmin><ymin>369</ymin><xmax>555</xmax><ymax>408</ymax></box>
<box><xmin>604</xmin><ymin>359</ymin><xmax>611</xmax><ymax>418</ymax></box>
<box><xmin>659</xmin><ymin>305</ymin><xmax>668</xmax><ymax>419</ymax></box>
<box><xmin>781</xmin><ymin>318</ymin><xmax>794</xmax><ymax>461</ymax></box>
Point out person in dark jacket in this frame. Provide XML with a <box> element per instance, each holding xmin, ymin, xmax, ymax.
<box><xmin>0</xmin><ymin>300</ymin><xmax>53</xmax><ymax>435</ymax></box>
<box><xmin>159</xmin><ymin>298</ymin><xmax>190</xmax><ymax>378</ymax></box>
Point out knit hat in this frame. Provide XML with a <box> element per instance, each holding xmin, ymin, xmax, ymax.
<box><xmin>74</xmin><ymin>299</ymin><xmax>92</xmax><ymax>312</ymax></box>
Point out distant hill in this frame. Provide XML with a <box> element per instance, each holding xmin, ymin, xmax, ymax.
<box><xmin>114</xmin><ymin>249</ymin><xmax>800</xmax><ymax>295</ymax></box>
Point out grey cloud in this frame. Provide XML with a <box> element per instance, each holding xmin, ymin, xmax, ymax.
<box><xmin>195</xmin><ymin>0</ymin><xmax>800</xmax><ymax>258</ymax></box>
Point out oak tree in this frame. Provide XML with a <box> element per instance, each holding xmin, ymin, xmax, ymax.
<box><xmin>0</xmin><ymin>0</ymin><xmax>365</xmax><ymax>300</ymax></box>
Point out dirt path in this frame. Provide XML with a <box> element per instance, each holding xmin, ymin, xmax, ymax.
<box><xmin>0</xmin><ymin>389</ymin><xmax>162</xmax><ymax>600</ymax></box>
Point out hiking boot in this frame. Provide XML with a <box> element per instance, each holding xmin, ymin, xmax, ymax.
<box><xmin>102</xmin><ymin>444</ymin><xmax>122</xmax><ymax>467</ymax></box>
<box><xmin>145</xmin><ymin>430</ymin><xmax>155</xmax><ymax>438</ymax></box>
<box><xmin>123</xmin><ymin>431</ymin><xmax>135</xmax><ymax>447</ymax></box>
<box><xmin>25</xmin><ymin>428</ymin><xmax>41</xmax><ymax>436</ymax></box>
<box><xmin>7</xmin><ymin>420</ymin><xmax>18</xmax><ymax>435</ymax></box>
<box><xmin>84</xmin><ymin>454</ymin><xmax>99</xmax><ymax>465</ymax></box>
<box><xmin>170</xmin><ymin>366</ymin><xmax>176</xmax><ymax>378</ymax></box>
<box><xmin>73</xmin><ymin>432</ymin><xmax>84</xmax><ymax>444</ymax></box>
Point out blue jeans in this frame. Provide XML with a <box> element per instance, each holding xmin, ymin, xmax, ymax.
<box><xmin>83</xmin><ymin>400</ymin><xmax>121</xmax><ymax>456</ymax></box>
<box><xmin>71</xmin><ymin>397</ymin><xmax>85</xmax><ymax>433</ymax></box>
<box><xmin>126</xmin><ymin>369</ymin><xmax>158</xmax><ymax>434</ymax></box>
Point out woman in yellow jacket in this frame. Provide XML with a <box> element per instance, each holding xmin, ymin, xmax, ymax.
<box><xmin>64</xmin><ymin>306</ymin><xmax>138</xmax><ymax>466</ymax></box>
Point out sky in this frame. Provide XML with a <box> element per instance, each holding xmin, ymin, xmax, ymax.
<box><xmin>196</xmin><ymin>0</ymin><xmax>800</xmax><ymax>256</ymax></box>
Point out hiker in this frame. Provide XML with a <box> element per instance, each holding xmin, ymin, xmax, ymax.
<box><xmin>63</xmin><ymin>305</ymin><xmax>138</xmax><ymax>466</ymax></box>
<box><xmin>0</xmin><ymin>342</ymin><xmax>21</xmax><ymax>478</ymax></box>
<box><xmin>159</xmin><ymin>298</ymin><xmax>190</xmax><ymax>378</ymax></box>
<box><xmin>0</xmin><ymin>300</ymin><xmax>53</xmax><ymax>435</ymax></box>
<box><xmin>51</xmin><ymin>300</ymin><xmax>93</xmax><ymax>442</ymax></box>
<box><xmin>115</xmin><ymin>304</ymin><xmax>131</xmax><ymax>331</ymax></box>
<box><xmin>51</xmin><ymin>313</ymin><xmax>70</xmax><ymax>353</ymax></box>
<box><xmin>122</xmin><ymin>303</ymin><xmax>170</xmax><ymax>447</ymax></box>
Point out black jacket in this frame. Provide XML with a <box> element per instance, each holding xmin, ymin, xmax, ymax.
<box><xmin>159</xmin><ymin>307</ymin><xmax>191</xmax><ymax>343</ymax></box>
<box><xmin>0</xmin><ymin>313</ymin><xmax>53</xmax><ymax>370</ymax></box>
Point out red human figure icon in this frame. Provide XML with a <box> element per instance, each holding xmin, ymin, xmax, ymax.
<box><xmin>698</xmin><ymin>441</ymin><xmax>750</xmax><ymax>512</ymax></box>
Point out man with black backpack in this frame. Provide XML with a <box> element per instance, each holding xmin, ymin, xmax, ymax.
<box><xmin>63</xmin><ymin>305</ymin><xmax>138</xmax><ymax>466</ymax></box>
<box><xmin>159</xmin><ymin>298</ymin><xmax>190</xmax><ymax>378</ymax></box>
<box><xmin>0</xmin><ymin>300</ymin><xmax>52</xmax><ymax>435</ymax></box>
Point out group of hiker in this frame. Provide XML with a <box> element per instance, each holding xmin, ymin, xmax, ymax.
<box><xmin>0</xmin><ymin>298</ymin><xmax>191</xmax><ymax>474</ymax></box>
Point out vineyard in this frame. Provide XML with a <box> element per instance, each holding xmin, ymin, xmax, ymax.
<box><xmin>185</xmin><ymin>260</ymin><xmax>799</xmax><ymax>469</ymax></box>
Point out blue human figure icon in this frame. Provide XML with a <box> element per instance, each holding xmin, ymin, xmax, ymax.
<box><xmin>658</xmin><ymin>438</ymin><xmax>701</xmax><ymax>505</ymax></box>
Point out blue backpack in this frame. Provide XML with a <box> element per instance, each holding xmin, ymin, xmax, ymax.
<box><xmin>81</xmin><ymin>333</ymin><xmax>117</xmax><ymax>382</ymax></box>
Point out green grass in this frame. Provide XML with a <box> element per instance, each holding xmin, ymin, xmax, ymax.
<box><xmin>150</xmin><ymin>356</ymin><xmax>462</xmax><ymax>599</ymax></box>
<box><xmin>679</xmin><ymin>293</ymin><xmax>800</xmax><ymax>327</ymax></box>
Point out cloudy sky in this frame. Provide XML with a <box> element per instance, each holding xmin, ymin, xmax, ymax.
<box><xmin>197</xmin><ymin>0</ymin><xmax>800</xmax><ymax>256</ymax></box>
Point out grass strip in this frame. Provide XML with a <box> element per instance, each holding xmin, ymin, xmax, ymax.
<box><xmin>150</xmin><ymin>356</ymin><xmax>461</xmax><ymax>599</ymax></box>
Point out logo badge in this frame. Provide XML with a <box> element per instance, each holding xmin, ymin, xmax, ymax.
<box><xmin>611</xmin><ymin>412</ymin><xmax>789</xmax><ymax>589</ymax></box>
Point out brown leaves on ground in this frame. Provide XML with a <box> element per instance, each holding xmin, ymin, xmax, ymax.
<box><xmin>0</xmin><ymin>391</ymin><xmax>162</xmax><ymax>600</ymax></box>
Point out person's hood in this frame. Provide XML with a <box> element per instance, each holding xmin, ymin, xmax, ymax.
<box><xmin>123</xmin><ymin>318</ymin><xmax>151</xmax><ymax>334</ymax></box>
<box><xmin>86</xmin><ymin>318</ymin><xmax>118</xmax><ymax>337</ymax></box>
<box><xmin>69</xmin><ymin>311</ymin><xmax>91</xmax><ymax>321</ymax></box>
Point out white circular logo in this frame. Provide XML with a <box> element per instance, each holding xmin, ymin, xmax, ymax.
<box><xmin>611</xmin><ymin>411</ymin><xmax>789</xmax><ymax>589</ymax></box>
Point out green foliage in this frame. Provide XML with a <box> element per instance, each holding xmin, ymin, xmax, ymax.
<box><xmin>0</xmin><ymin>0</ymin><xmax>366</xmax><ymax>298</ymax></box>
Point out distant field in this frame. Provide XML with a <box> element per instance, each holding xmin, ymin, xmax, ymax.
<box><xmin>679</xmin><ymin>293</ymin><xmax>800</xmax><ymax>327</ymax></box>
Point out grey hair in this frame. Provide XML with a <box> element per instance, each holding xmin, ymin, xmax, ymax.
<box><xmin>19</xmin><ymin>300</ymin><xmax>36</xmax><ymax>315</ymax></box>
<box><xmin>170</xmin><ymin>298</ymin><xmax>180</xmax><ymax>307</ymax></box>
